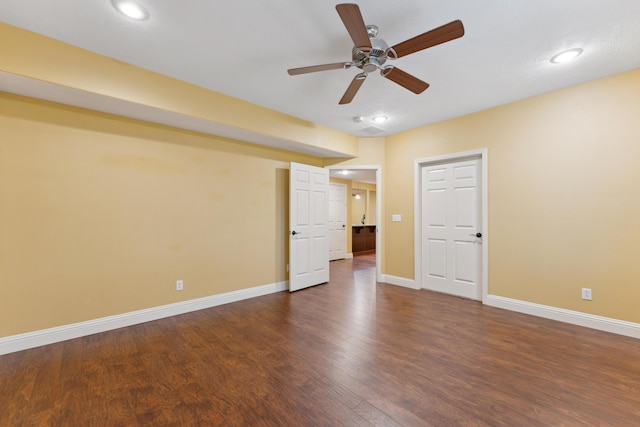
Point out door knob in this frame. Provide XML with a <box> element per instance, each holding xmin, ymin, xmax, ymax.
<box><xmin>291</xmin><ymin>230</ymin><xmax>299</xmax><ymax>235</ymax></box>
<box><xmin>475</xmin><ymin>232</ymin><xmax>482</xmax><ymax>238</ymax></box>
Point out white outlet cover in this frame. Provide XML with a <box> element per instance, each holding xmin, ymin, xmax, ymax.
<box><xmin>392</xmin><ymin>214</ymin><xmax>402</xmax><ymax>222</ymax></box>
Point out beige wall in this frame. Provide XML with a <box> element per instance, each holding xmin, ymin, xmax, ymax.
<box><xmin>351</xmin><ymin>182</ymin><xmax>376</xmax><ymax>226</ymax></box>
<box><xmin>0</xmin><ymin>23</ymin><xmax>358</xmax><ymax>158</ymax></box>
<box><xmin>0</xmin><ymin>93</ymin><xmax>323</xmax><ymax>337</ymax></box>
<box><xmin>327</xmin><ymin>137</ymin><xmax>386</xmax><ymax>167</ymax></box>
<box><xmin>384</xmin><ymin>68</ymin><xmax>640</xmax><ymax>324</ymax></box>
<box><xmin>2</xmin><ymin>22</ymin><xmax>639</xmax><ymax>338</ymax></box>
<box><xmin>0</xmin><ymin>23</ymin><xmax>362</xmax><ymax>339</ymax></box>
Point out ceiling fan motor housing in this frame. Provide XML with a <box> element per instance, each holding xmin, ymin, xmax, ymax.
<box><xmin>352</xmin><ymin>32</ymin><xmax>389</xmax><ymax>73</ymax></box>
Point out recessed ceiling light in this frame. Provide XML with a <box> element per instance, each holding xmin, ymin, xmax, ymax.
<box><xmin>550</xmin><ymin>48</ymin><xmax>583</xmax><ymax>64</ymax></box>
<box><xmin>372</xmin><ymin>115</ymin><xmax>388</xmax><ymax>123</ymax></box>
<box><xmin>112</xmin><ymin>0</ymin><xmax>149</xmax><ymax>20</ymax></box>
<box><xmin>340</xmin><ymin>170</ymin><xmax>351</xmax><ymax>175</ymax></box>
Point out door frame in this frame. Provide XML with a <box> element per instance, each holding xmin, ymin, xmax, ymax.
<box><xmin>326</xmin><ymin>165</ymin><xmax>382</xmax><ymax>283</ymax></box>
<box><xmin>414</xmin><ymin>150</ymin><xmax>488</xmax><ymax>302</ymax></box>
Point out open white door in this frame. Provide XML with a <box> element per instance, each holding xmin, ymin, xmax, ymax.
<box><xmin>289</xmin><ymin>162</ymin><xmax>330</xmax><ymax>292</ymax></box>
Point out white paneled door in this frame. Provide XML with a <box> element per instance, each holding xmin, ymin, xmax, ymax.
<box><xmin>421</xmin><ymin>159</ymin><xmax>482</xmax><ymax>300</ymax></box>
<box><xmin>289</xmin><ymin>162</ymin><xmax>330</xmax><ymax>292</ymax></box>
<box><xmin>328</xmin><ymin>183</ymin><xmax>347</xmax><ymax>261</ymax></box>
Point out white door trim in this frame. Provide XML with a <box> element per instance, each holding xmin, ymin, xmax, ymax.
<box><xmin>326</xmin><ymin>165</ymin><xmax>382</xmax><ymax>283</ymax></box>
<box><xmin>414</xmin><ymin>150</ymin><xmax>488</xmax><ymax>302</ymax></box>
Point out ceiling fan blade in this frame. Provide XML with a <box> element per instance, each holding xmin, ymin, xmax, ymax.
<box><xmin>339</xmin><ymin>73</ymin><xmax>367</xmax><ymax>105</ymax></box>
<box><xmin>388</xmin><ymin>20</ymin><xmax>464</xmax><ymax>59</ymax></box>
<box><xmin>381</xmin><ymin>67</ymin><xmax>429</xmax><ymax>94</ymax></box>
<box><xmin>336</xmin><ymin>4</ymin><xmax>372</xmax><ymax>49</ymax></box>
<box><xmin>288</xmin><ymin>62</ymin><xmax>350</xmax><ymax>75</ymax></box>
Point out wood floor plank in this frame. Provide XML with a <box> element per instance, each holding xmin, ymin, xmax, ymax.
<box><xmin>2</xmin><ymin>253</ymin><xmax>640</xmax><ymax>425</ymax></box>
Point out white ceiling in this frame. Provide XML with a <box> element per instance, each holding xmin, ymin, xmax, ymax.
<box><xmin>1</xmin><ymin>0</ymin><xmax>640</xmax><ymax>139</ymax></box>
<box><xmin>329</xmin><ymin>168</ymin><xmax>376</xmax><ymax>184</ymax></box>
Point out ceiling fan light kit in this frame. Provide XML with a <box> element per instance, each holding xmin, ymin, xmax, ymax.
<box><xmin>287</xmin><ymin>3</ymin><xmax>464</xmax><ymax>104</ymax></box>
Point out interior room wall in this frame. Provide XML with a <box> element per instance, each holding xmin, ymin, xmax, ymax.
<box><xmin>4</xmin><ymin>22</ymin><xmax>638</xmax><ymax>338</ymax></box>
<box><xmin>0</xmin><ymin>23</ymin><xmax>359</xmax><ymax>158</ymax></box>
<box><xmin>0</xmin><ymin>93</ymin><xmax>323</xmax><ymax>338</ymax></box>
<box><xmin>351</xmin><ymin>182</ymin><xmax>377</xmax><ymax>225</ymax></box>
<box><xmin>327</xmin><ymin>137</ymin><xmax>386</xmax><ymax>167</ymax></box>
<box><xmin>351</xmin><ymin>190</ymin><xmax>367</xmax><ymax>225</ymax></box>
<box><xmin>384</xmin><ymin>69</ymin><xmax>640</xmax><ymax>324</ymax></box>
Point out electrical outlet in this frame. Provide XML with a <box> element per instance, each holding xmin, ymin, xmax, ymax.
<box><xmin>176</xmin><ymin>280</ymin><xmax>184</xmax><ymax>291</ymax></box>
<box><xmin>581</xmin><ymin>288</ymin><xmax>592</xmax><ymax>300</ymax></box>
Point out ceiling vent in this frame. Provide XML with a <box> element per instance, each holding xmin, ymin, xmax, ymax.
<box><xmin>361</xmin><ymin>126</ymin><xmax>386</xmax><ymax>135</ymax></box>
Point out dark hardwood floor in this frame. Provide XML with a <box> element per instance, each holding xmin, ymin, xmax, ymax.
<box><xmin>2</xmin><ymin>254</ymin><xmax>640</xmax><ymax>426</ymax></box>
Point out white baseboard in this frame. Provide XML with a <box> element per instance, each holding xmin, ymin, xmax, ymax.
<box><xmin>485</xmin><ymin>295</ymin><xmax>640</xmax><ymax>339</ymax></box>
<box><xmin>345</xmin><ymin>253</ymin><xmax>354</xmax><ymax>259</ymax></box>
<box><xmin>6</xmin><ymin>283</ymin><xmax>636</xmax><ymax>356</ymax></box>
<box><xmin>380</xmin><ymin>274</ymin><xmax>419</xmax><ymax>290</ymax></box>
<box><xmin>0</xmin><ymin>281</ymin><xmax>289</xmax><ymax>355</ymax></box>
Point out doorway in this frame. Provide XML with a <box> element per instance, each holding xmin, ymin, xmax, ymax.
<box><xmin>414</xmin><ymin>150</ymin><xmax>488</xmax><ymax>301</ymax></box>
<box><xmin>327</xmin><ymin>166</ymin><xmax>382</xmax><ymax>283</ymax></box>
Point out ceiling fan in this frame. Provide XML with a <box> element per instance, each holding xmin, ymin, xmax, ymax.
<box><xmin>287</xmin><ymin>3</ymin><xmax>465</xmax><ymax>105</ymax></box>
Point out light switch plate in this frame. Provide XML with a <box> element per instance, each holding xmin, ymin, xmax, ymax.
<box><xmin>392</xmin><ymin>214</ymin><xmax>402</xmax><ymax>222</ymax></box>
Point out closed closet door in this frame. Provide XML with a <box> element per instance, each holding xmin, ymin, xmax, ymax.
<box><xmin>421</xmin><ymin>159</ymin><xmax>482</xmax><ymax>300</ymax></box>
